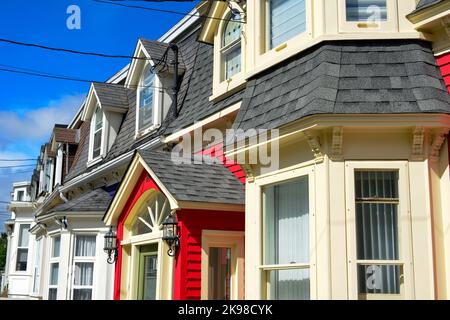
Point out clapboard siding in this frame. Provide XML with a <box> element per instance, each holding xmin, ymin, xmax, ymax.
<box><xmin>437</xmin><ymin>52</ymin><xmax>450</xmax><ymax>93</ymax></box>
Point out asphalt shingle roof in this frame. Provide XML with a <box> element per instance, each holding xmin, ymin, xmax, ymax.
<box><xmin>47</xmin><ymin>187</ymin><xmax>112</xmax><ymax>214</ymax></box>
<box><xmin>233</xmin><ymin>40</ymin><xmax>450</xmax><ymax>131</ymax></box>
<box><xmin>138</xmin><ymin>149</ymin><xmax>245</xmax><ymax>205</ymax></box>
<box><xmin>93</xmin><ymin>83</ymin><xmax>131</xmax><ymax>112</ymax></box>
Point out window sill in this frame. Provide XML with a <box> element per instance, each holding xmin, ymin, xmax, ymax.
<box><xmin>135</xmin><ymin>124</ymin><xmax>160</xmax><ymax>141</ymax></box>
<box><xmin>86</xmin><ymin>156</ymin><xmax>104</xmax><ymax>168</ymax></box>
<box><xmin>210</xmin><ymin>73</ymin><xmax>246</xmax><ymax>103</ymax></box>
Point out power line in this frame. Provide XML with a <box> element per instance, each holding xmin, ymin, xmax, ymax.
<box><xmin>0</xmin><ymin>164</ymin><xmax>36</xmax><ymax>169</ymax></box>
<box><xmin>92</xmin><ymin>0</ymin><xmax>245</xmax><ymax>23</ymax></box>
<box><xmin>0</xmin><ymin>158</ymin><xmax>38</xmax><ymax>162</ymax></box>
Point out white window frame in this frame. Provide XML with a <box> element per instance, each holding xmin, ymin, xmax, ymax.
<box><xmin>32</xmin><ymin>238</ymin><xmax>42</xmax><ymax>295</ymax></box>
<box><xmin>15</xmin><ymin>223</ymin><xmax>30</xmax><ymax>272</ymax></box>
<box><xmin>135</xmin><ymin>62</ymin><xmax>163</xmax><ymax>139</ymax></box>
<box><xmin>220</xmin><ymin>12</ymin><xmax>243</xmax><ymax>82</ymax></box>
<box><xmin>338</xmin><ymin>0</ymin><xmax>398</xmax><ymax>33</ymax></box>
<box><xmin>201</xmin><ymin>230</ymin><xmax>245</xmax><ymax>300</ymax></box>
<box><xmin>88</xmin><ymin>104</ymin><xmax>106</xmax><ymax>165</ymax></box>
<box><xmin>48</xmin><ymin>235</ymin><xmax>61</xmax><ymax>300</ymax></box>
<box><xmin>345</xmin><ymin>161</ymin><xmax>414</xmax><ymax>300</ymax></box>
<box><xmin>70</xmin><ymin>234</ymin><xmax>97</xmax><ymax>300</ymax></box>
<box><xmin>256</xmin><ymin>165</ymin><xmax>316</xmax><ymax>300</ymax></box>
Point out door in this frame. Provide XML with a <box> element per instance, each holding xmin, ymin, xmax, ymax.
<box><xmin>138</xmin><ymin>244</ymin><xmax>158</xmax><ymax>300</ymax></box>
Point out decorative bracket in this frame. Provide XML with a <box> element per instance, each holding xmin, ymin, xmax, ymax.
<box><xmin>304</xmin><ymin>132</ymin><xmax>324</xmax><ymax>163</ymax></box>
<box><xmin>331</xmin><ymin>127</ymin><xmax>344</xmax><ymax>161</ymax></box>
<box><xmin>241</xmin><ymin>164</ymin><xmax>255</xmax><ymax>183</ymax></box>
<box><xmin>411</xmin><ymin>127</ymin><xmax>425</xmax><ymax>161</ymax></box>
<box><xmin>442</xmin><ymin>16</ymin><xmax>450</xmax><ymax>38</ymax></box>
<box><xmin>430</xmin><ymin>129</ymin><xmax>449</xmax><ymax>163</ymax></box>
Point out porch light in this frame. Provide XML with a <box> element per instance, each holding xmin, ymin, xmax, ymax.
<box><xmin>162</xmin><ymin>214</ymin><xmax>180</xmax><ymax>257</ymax></box>
<box><xmin>104</xmin><ymin>226</ymin><xmax>118</xmax><ymax>264</ymax></box>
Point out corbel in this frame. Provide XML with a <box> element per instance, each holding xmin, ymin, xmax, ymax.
<box><xmin>442</xmin><ymin>16</ymin><xmax>450</xmax><ymax>38</ymax></box>
<box><xmin>304</xmin><ymin>132</ymin><xmax>324</xmax><ymax>163</ymax></box>
<box><xmin>241</xmin><ymin>163</ymin><xmax>255</xmax><ymax>183</ymax></box>
<box><xmin>430</xmin><ymin>129</ymin><xmax>449</xmax><ymax>163</ymax></box>
<box><xmin>411</xmin><ymin>127</ymin><xmax>425</xmax><ymax>161</ymax></box>
<box><xmin>331</xmin><ymin>127</ymin><xmax>344</xmax><ymax>161</ymax></box>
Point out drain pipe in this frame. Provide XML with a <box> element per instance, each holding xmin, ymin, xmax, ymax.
<box><xmin>169</xmin><ymin>43</ymin><xmax>179</xmax><ymax>119</ymax></box>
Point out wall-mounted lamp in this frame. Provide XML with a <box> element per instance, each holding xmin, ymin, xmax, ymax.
<box><xmin>104</xmin><ymin>226</ymin><xmax>118</xmax><ymax>264</ymax></box>
<box><xmin>162</xmin><ymin>214</ymin><xmax>180</xmax><ymax>257</ymax></box>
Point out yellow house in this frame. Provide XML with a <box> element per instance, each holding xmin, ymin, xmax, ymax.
<box><xmin>196</xmin><ymin>0</ymin><xmax>450</xmax><ymax>300</ymax></box>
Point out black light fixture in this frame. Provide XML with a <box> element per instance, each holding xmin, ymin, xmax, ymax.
<box><xmin>162</xmin><ymin>214</ymin><xmax>180</xmax><ymax>257</ymax></box>
<box><xmin>104</xmin><ymin>226</ymin><xmax>118</xmax><ymax>264</ymax></box>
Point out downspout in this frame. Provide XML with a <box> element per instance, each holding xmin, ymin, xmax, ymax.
<box><xmin>169</xmin><ymin>43</ymin><xmax>179</xmax><ymax>119</ymax></box>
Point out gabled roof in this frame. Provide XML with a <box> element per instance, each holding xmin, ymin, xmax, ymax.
<box><xmin>137</xmin><ymin>149</ymin><xmax>245</xmax><ymax>205</ymax></box>
<box><xmin>53</xmin><ymin>126</ymin><xmax>78</xmax><ymax>144</ymax></box>
<box><xmin>92</xmin><ymin>83</ymin><xmax>131</xmax><ymax>113</ymax></box>
<box><xmin>47</xmin><ymin>188</ymin><xmax>112</xmax><ymax>214</ymax></box>
<box><xmin>233</xmin><ymin>40</ymin><xmax>450</xmax><ymax>132</ymax></box>
<box><xmin>139</xmin><ymin>38</ymin><xmax>186</xmax><ymax>71</ymax></box>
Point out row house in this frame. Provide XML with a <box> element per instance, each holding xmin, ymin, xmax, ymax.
<box><xmin>4</xmin><ymin>0</ymin><xmax>450</xmax><ymax>300</ymax></box>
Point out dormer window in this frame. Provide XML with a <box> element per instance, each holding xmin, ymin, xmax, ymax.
<box><xmin>222</xmin><ymin>13</ymin><xmax>242</xmax><ymax>80</ymax></box>
<box><xmin>339</xmin><ymin>0</ymin><xmax>396</xmax><ymax>32</ymax></box>
<box><xmin>268</xmin><ymin>0</ymin><xmax>306</xmax><ymax>50</ymax></box>
<box><xmin>138</xmin><ymin>64</ymin><xmax>155</xmax><ymax>132</ymax></box>
<box><xmin>92</xmin><ymin>105</ymin><xmax>103</xmax><ymax>159</ymax></box>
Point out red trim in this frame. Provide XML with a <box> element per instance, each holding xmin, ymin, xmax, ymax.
<box><xmin>113</xmin><ymin>171</ymin><xmax>161</xmax><ymax>300</ymax></box>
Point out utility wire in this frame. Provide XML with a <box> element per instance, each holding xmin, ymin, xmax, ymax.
<box><xmin>92</xmin><ymin>0</ymin><xmax>245</xmax><ymax>23</ymax></box>
<box><xmin>0</xmin><ymin>164</ymin><xmax>36</xmax><ymax>169</ymax></box>
<box><xmin>0</xmin><ymin>158</ymin><xmax>38</xmax><ymax>162</ymax></box>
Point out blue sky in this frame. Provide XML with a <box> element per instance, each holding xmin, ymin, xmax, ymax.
<box><xmin>0</xmin><ymin>0</ymin><xmax>198</xmax><ymax>231</ymax></box>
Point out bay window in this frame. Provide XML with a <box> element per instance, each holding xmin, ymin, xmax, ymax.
<box><xmin>222</xmin><ymin>13</ymin><xmax>242</xmax><ymax>80</ymax></box>
<box><xmin>262</xmin><ymin>176</ymin><xmax>311</xmax><ymax>300</ymax></box>
<box><xmin>48</xmin><ymin>236</ymin><xmax>61</xmax><ymax>300</ymax></box>
<box><xmin>72</xmin><ymin>235</ymin><xmax>96</xmax><ymax>300</ymax></box>
<box><xmin>32</xmin><ymin>238</ymin><xmax>42</xmax><ymax>294</ymax></box>
<box><xmin>16</xmin><ymin>224</ymin><xmax>30</xmax><ymax>271</ymax></box>
<box><xmin>268</xmin><ymin>0</ymin><xmax>306</xmax><ymax>49</ymax></box>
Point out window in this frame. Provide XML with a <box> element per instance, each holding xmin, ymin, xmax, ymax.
<box><xmin>132</xmin><ymin>192</ymin><xmax>170</xmax><ymax>236</ymax></box>
<box><xmin>268</xmin><ymin>0</ymin><xmax>306</xmax><ymax>49</ymax></box>
<box><xmin>72</xmin><ymin>235</ymin><xmax>96</xmax><ymax>300</ymax></box>
<box><xmin>354</xmin><ymin>171</ymin><xmax>401</xmax><ymax>296</ymax></box>
<box><xmin>137</xmin><ymin>244</ymin><xmax>158</xmax><ymax>300</ymax></box>
<box><xmin>92</xmin><ymin>105</ymin><xmax>103</xmax><ymax>160</ymax></box>
<box><xmin>201</xmin><ymin>230</ymin><xmax>244</xmax><ymax>300</ymax></box>
<box><xmin>138</xmin><ymin>64</ymin><xmax>155</xmax><ymax>133</ymax></box>
<box><xmin>52</xmin><ymin>236</ymin><xmax>61</xmax><ymax>258</ymax></box>
<box><xmin>48</xmin><ymin>263</ymin><xmax>59</xmax><ymax>300</ymax></box>
<box><xmin>345</xmin><ymin>0</ymin><xmax>387</xmax><ymax>22</ymax></box>
<box><xmin>16</xmin><ymin>224</ymin><xmax>30</xmax><ymax>271</ymax></box>
<box><xmin>17</xmin><ymin>190</ymin><xmax>24</xmax><ymax>201</ymax></box>
<box><xmin>32</xmin><ymin>239</ymin><xmax>42</xmax><ymax>294</ymax></box>
<box><xmin>222</xmin><ymin>13</ymin><xmax>242</xmax><ymax>80</ymax></box>
<box><xmin>263</xmin><ymin>177</ymin><xmax>310</xmax><ymax>300</ymax></box>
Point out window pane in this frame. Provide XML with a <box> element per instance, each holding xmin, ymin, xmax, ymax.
<box><xmin>208</xmin><ymin>247</ymin><xmax>232</xmax><ymax>300</ymax></box>
<box><xmin>139</xmin><ymin>87</ymin><xmax>153</xmax><ymax>130</ymax></box>
<box><xmin>141</xmin><ymin>255</ymin><xmax>157</xmax><ymax>300</ymax></box>
<box><xmin>264</xmin><ymin>176</ymin><xmax>309</xmax><ymax>265</ymax></box>
<box><xmin>93</xmin><ymin>130</ymin><xmax>102</xmax><ymax>159</ymax></box>
<box><xmin>75</xmin><ymin>235</ymin><xmax>96</xmax><ymax>257</ymax></box>
<box><xmin>74</xmin><ymin>262</ymin><xmax>94</xmax><ymax>286</ymax></box>
<box><xmin>94</xmin><ymin>106</ymin><xmax>103</xmax><ymax>131</ymax></box>
<box><xmin>346</xmin><ymin>0</ymin><xmax>387</xmax><ymax>22</ymax></box>
<box><xmin>48</xmin><ymin>288</ymin><xmax>58</xmax><ymax>300</ymax></box>
<box><xmin>355</xmin><ymin>171</ymin><xmax>398</xmax><ymax>199</ymax></box>
<box><xmin>50</xmin><ymin>263</ymin><xmax>59</xmax><ymax>286</ymax></box>
<box><xmin>268</xmin><ymin>269</ymin><xmax>310</xmax><ymax>300</ymax></box>
<box><xmin>16</xmin><ymin>248</ymin><xmax>28</xmax><ymax>271</ymax></box>
<box><xmin>223</xmin><ymin>13</ymin><xmax>242</xmax><ymax>47</ymax></box>
<box><xmin>270</xmin><ymin>0</ymin><xmax>306</xmax><ymax>49</ymax></box>
<box><xmin>358</xmin><ymin>264</ymin><xmax>401</xmax><ymax>294</ymax></box>
<box><xmin>33</xmin><ymin>239</ymin><xmax>41</xmax><ymax>294</ymax></box>
<box><xmin>17</xmin><ymin>190</ymin><xmax>24</xmax><ymax>201</ymax></box>
<box><xmin>52</xmin><ymin>236</ymin><xmax>61</xmax><ymax>258</ymax></box>
<box><xmin>225</xmin><ymin>45</ymin><xmax>242</xmax><ymax>80</ymax></box>
<box><xmin>18</xmin><ymin>224</ymin><xmax>30</xmax><ymax>247</ymax></box>
<box><xmin>73</xmin><ymin>289</ymin><xmax>92</xmax><ymax>300</ymax></box>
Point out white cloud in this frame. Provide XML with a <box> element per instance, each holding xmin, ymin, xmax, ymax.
<box><xmin>0</xmin><ymin>93</ymin><xmax>85</xmax><ymax>146</ymax></box>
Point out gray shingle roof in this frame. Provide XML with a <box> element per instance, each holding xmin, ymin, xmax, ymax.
<box><xmin>416</xmin><ymin>0</ymin><xmax>445</xmax><ymax>10</ymax></box>
<box><xmin>93</xmin><ymin>83</ymin><xmax>131</xmax><ymax>113</ymax></box>
<box><xmin>140</xmin><ymin>39</ymin><xmax>186</xmax><ymax>71</ymax></box>
<box><xmin>137</xmin><ymin>149</ymin><xmax>245</xmax><ymax>205</ymax></box>
<box><xmin>233</xmin><ymin>40</ymin><xmax>450</xmax><ymax>132</ymax></box>
<box><xmin>47</xmin><ymin>188</ymin><xmax>112</xmax><ymax>214</ymax></box>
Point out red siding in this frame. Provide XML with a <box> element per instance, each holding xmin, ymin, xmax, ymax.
<box><xmin>437</xmin><ymin>52</ymin><xmax>450</xmax><ymax>93</ymax></box>
<box><xmin>114</xmin><ymin>171</ymin><xmax>161</xmax><ymax>300</ymax></box>
<box><xmin>173</xmin><ymin>209</ymin><xmax>245</xmax><ymax>300</ymax></box>
<box><xmin>199</xmin><ymin>143</ymin><xmax>246</xmax><ymax>184</ymax></box>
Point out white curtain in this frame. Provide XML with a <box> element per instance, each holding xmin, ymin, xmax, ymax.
<box><xmin>75</xmin><ymin>235</ymin><xmax>96</xmax><ymax>257</ymax></box>
<box><xmin>346</xmin><ymin>0</ymin><xmax>387</xmax><ymax>22</ymax></box>
<box><xmin>270</xmin><ymin>0</ymin><xmax>306</xmax><ymax>48</ymax></box>
<box><xmin>74</xmin><ymin>262</ymin><xmax>94</xmax><ymax>286</ymax></box>
<box><xmin>265</xmin><ymin>176</ymin><xmax>310</xmax><ymax>300</ymax></box>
